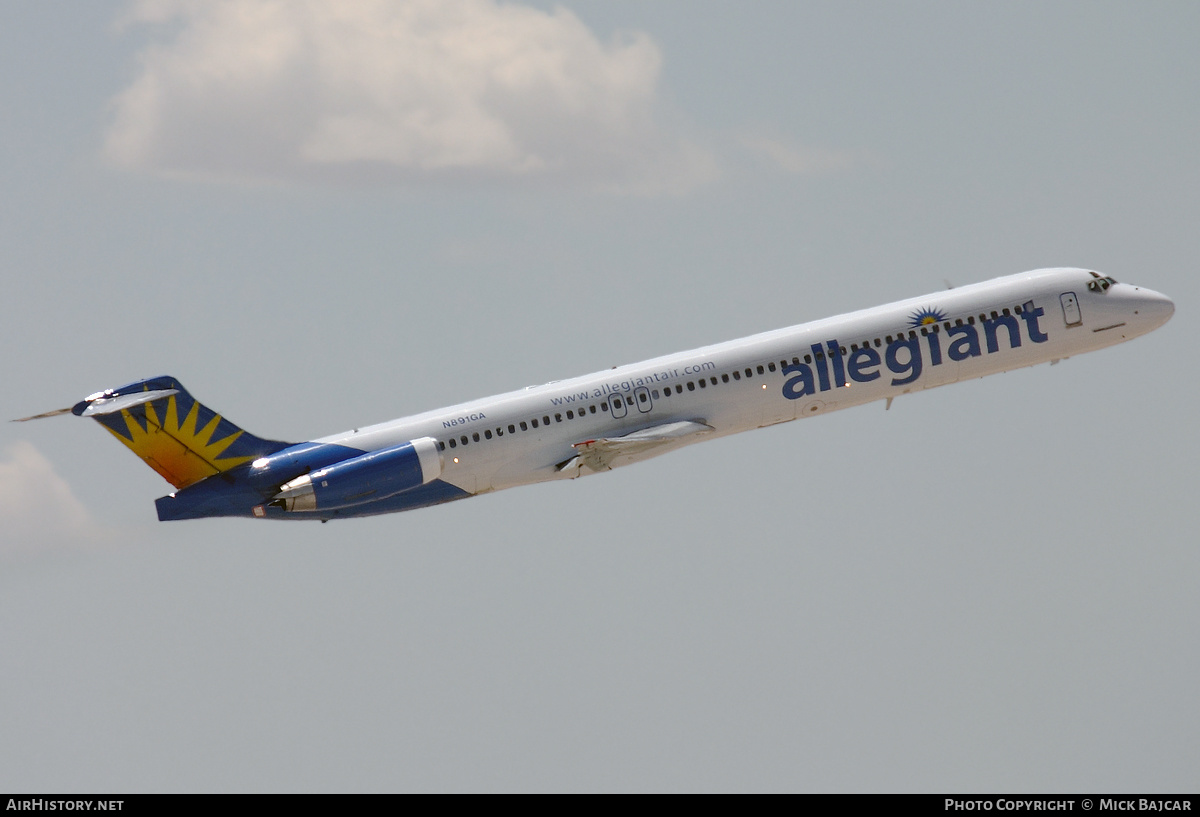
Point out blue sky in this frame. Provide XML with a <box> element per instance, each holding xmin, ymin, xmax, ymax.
<box><xmin>1</xmin><ymin>0</ymin><xmax>1196</xmax><ymax>792</ymax></box>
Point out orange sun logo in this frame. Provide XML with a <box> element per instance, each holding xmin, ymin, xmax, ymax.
<box><xmin>908</xmin><ymin>307</ymin><xmax>947</xmax><ymax>327</ymax></box>
<box><xmin>103</xmin><ymin>394</ymin><xmax>254</xmax><ymax>489</ymax></box>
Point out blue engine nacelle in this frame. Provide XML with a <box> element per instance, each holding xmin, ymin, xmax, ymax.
<box><xmin>271</xmin><ymin>437</ymin><xmax>443</xmax><ymax>512</ymax></box>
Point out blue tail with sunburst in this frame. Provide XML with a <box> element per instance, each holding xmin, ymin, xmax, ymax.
<box><xmin>71</xmin><ymin>376</ymin><xmax>293</xmax><ymax>490</ymax></box>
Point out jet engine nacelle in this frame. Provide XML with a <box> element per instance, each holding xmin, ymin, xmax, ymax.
<box><xmin>272</xmin><ymin>437</ymin><xmax>443</xmax><ymax>512</ymax></box>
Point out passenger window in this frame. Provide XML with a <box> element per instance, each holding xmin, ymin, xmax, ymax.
<box><xmin>543</xmin><ymin>416</ymin><xmax>551</xmax><ymax>425</ymax></box>
<box><xmin>756</xmin><ymin>365</ymin><xmax>764</xmax><ymax>375</ymax></box>
<box><xmin>519</xmin><ymin>421</ymin><xmax>527</xmax><ymax>431</ymax></box>
<box><xmin>449</xmin><ymin>439</ymin><xmax>456</xmax><ymax>448</ymax></box>
<box><xmin>461</xmin><ymin>436</ymin><xmax>468</xmax><ymax>445</ymax></box>
<box><xmin>438</xmin><ymin>441</ymin><xmax>446</xmax><ymax>451</ymax></box>
<box><xmin>721</xmin><ymin>374</ymin><xmax>729</xmax><ymax>383</ymax></box>
<box><xmin>531</xmin><ymin>419</ymin><xmax>538</xmax><ymax>428</ymax></box>
<box><xmin>687</xmin><ymin>382</ymin><xmax>695</xmax><ymax>391</ymax></box>
<box><xmin>733</xmin><ymin>371</ymin><xmax>741</xmax><ymax>380</ymax></box>
<box><xmin>698</xmin><ymin>379</ymin><xmax>706</xmax><ymax>388</ymax></box>
<box><xmin>508</xmin><ymin>424</ymin><xmax>516</xmax><ymax>433</ymax></box>
<box><xmin>554</xmin><ymin>414</ymin><xmax>562</xmax><ymax>422</ymax></box>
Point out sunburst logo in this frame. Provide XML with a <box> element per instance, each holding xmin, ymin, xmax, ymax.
<box><xmin>100</xmin><ymin>393</ymin><xmax>254</xmax><ymax>489</ymax></box>
<box><xmin>908</xmin><ymin>306</ymin><xmax>947</xmax><ymax>327</ymax></box>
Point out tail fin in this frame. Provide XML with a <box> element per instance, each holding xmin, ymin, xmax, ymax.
<box><xmin>71</xmin><ymin>376</ymin><xmax>292</xmax><ymax>489</ymax></box>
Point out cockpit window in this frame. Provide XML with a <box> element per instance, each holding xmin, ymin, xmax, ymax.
<box><xmin>1087</xmin><ymin>273</ymin><xmax>1117</xmax><ymax>293</ymax></box>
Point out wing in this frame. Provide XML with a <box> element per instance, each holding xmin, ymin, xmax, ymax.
<box><xmin>559</xmin><ymin>420</ymin><xmax>715</xmax><ymax>473</ymax></box>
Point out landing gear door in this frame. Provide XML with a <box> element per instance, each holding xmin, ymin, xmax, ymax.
<box><xmin>1060</xmin><ymin>292</ymin><xmax>1082</xmax><ymax>327</ymax></box>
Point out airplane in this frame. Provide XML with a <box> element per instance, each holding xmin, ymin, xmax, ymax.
<box><xmin>15</xmin><ymin>268</ymin><xmax>1173</xmax><ymax>522</ymax></box>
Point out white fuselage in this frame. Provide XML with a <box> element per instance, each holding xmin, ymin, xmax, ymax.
<box><xmin>310</xmin><ymin>268</ymin><xmax>1173</xmax><ymax>501</ymax></box>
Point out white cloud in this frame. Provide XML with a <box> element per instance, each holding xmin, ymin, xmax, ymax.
<box><xmin>0</xmin><ymin>442</ymin><xmax>98</xmax><ymax>556</ymax></box>
<box><xmin>104</xmin><ymin>0</ymin><xmax>717</xmax><ymax>194</ymax></box>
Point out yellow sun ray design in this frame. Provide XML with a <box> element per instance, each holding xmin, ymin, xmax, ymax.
<box><xmin>101</xmin><ymin>395</ymin><xmax>254</xmax><ymax>489</ymax></box>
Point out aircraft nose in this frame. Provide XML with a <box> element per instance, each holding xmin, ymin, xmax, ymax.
<box><xmin>1134</xmin><ymin>287</ymin><xmax>1175</xmax><ymax>330</ymax></box>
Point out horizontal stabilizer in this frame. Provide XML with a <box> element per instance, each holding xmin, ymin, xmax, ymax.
<box><xmin>9</xmin><ymin>390</ymin><xmax>178</xmax><ymax>422</ymax></box>
<box><xmin>12</xmin><ymin>406</ymin><xmax>74</xmax><ymax>422</ymax></box>
<box><xmin>572</xmin><ymin>420</ymin><xmax>714</xmax><ymax>472</ymax></box>
<box><xmin>79</xmin><ymin>389</ymin><xmax>180</xmax><ymax>417</ymax></box>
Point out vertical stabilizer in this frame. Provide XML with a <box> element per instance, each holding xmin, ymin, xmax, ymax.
<box><xmin>72</xmin><ymin>376</ymin><xmax>291</xmax><ymax>489</ymax></box>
